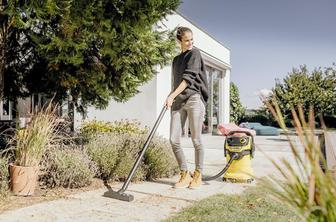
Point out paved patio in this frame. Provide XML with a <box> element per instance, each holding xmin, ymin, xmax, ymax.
<box><xmin>0</xmin><ymin>133</ymin><xmax>334</xmax><ymax>222</ymax></box>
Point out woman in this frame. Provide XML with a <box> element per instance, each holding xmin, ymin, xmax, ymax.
<box><xmin>165</xmin><ymin>26</ymin><xmax>208</xmax><ymax>189</ymax></box>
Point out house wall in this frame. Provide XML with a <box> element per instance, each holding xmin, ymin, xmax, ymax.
<box><xmin>156</xmin><ymin>65</ymin><xmax>172</xmax><ymax>138</ymax></box>
<box><xmin>74</xmin><ymin>75</ymin><xmax>157</xmax><ymax>130</ymax></box>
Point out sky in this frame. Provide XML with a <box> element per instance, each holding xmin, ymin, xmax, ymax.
<box><xmin>177</xmin><ymin>0</ymin><xmax>336</xmax><ymax>109</ymax></box>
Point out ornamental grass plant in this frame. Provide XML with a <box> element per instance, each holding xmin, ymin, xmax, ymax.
<box><xmin>262</xmin><ymin>98</ymin><xmax>336</xmax><ymax>222</ymax></box>
<box><xmin>13</xmin><ymin>105</ymin><xmax>59</xmax><ymax>167</ymax></box>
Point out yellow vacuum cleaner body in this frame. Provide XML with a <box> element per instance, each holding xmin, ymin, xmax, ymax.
<box><xmin>223</xmin><ymin>132</ymin><xmax>254</xmax><ymax>183</ymax></box>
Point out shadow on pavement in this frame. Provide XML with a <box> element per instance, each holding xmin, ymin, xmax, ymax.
<box><xmin>266</xmin><ymin>138</ymin><xmax>289</xmax><ymax>142</ymax></box>
<box><xmin>150</xmin><ymin>179</ymin><xmax>175</xmax><ymax>186</ymax></box>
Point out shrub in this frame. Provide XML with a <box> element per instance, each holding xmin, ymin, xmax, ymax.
<box><xmin>39</xmin><ymin>146</ymin><xmax>97</xmax><ymax>188</ymax></box>
<box><xmin>0</xmin><ymin>156</ymin><xmax>9</xmax><ymax>199</ymax></box>
<box><xmin>322</xmin><ymin>115</ymin><xmax>336</xmax><ymax>128</ymax></box>
<box><xmin>273</xmin><ymin>65</ymin><xmax>336</xmax><ymax>122</ymax></box>
<box><xmin>80</xmin><ymin>119</ymin><xmax>146</xmax><ymax>142</ymax></box>
<box><xmin>85</xmin><ymin>124</ymin><xmax>178</xmax><ymax>182</ymax></box>
<box><xmin>144</xmin><ymin>135</ymin><xmax>179</xmax><ymax>180</ymax></box>
<box><xmin>85</xmin><ymin>133</ymin><xmax>121</xmax><ymax>180</ymax></box>
<box><xmin>230</xmin><ymin>82</ymin><xmax>245</xmax><ymax>123</ymax></box>
<box><xmin>0</xmin><ymin>121</ymin><xmax>15</xmax><ymax>150</ymax></box>
<box><xmin>86</xmin><ymin>132</ymin><xmax>146</xmax><ymax>181</ymax></box>
<box><xmin>111</xmin><ymin>132</ymin><xmax>147</xmax><ymax>181</ymax></box>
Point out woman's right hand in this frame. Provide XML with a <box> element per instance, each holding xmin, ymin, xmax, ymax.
<box><xmin>165</xmin><ymin>96</ymin><xmax>174</xmax><ymax>109</ymax></box>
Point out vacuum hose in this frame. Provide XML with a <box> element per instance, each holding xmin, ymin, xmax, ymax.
<box><xmin>202</xmin><ymin>153</ymin><xmax>239</xmax><ymax>181</ymax></box>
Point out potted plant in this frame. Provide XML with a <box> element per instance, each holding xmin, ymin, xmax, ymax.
<box><xmin>9</xmin><ymin>106</ymin><xmax>58</xmax><ymax>196</ymax></box>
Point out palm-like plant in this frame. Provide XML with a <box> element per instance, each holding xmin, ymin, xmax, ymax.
<box><xmin>262</xmin><ymin>97</ymin><xmax>336</xmax><ymax>222</ymax></box>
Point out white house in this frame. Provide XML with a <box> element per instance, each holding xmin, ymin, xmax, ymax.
<box><xmin>74</xmin><ymin>12</ymin><xmax>231</xmax><ymax>138</ymax></box>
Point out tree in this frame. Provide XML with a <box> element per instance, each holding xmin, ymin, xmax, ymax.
<box><xmin>0</xmin><ymin>0</ymin><xmax>38</xmax><ymax>99</ymax></box>
<box><xmin>2</xmin><ymin>0</ymin><xmax>181</xmax><ymax>113</ymax></box>
<box><xmin>273</xmin><ymin>64</ymin><xmax>336</xmax><ymax>120</ymax></box>
<box><xmin>230</xmin><ymin>82</ymin><xmax>245</xmax><ymax>123</ymax></box>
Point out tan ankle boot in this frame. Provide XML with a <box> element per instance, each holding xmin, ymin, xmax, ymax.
<box><xmin>174</xmin><ymin>171</ymin><xmax>192</xmax><ymax>189</ymax></box>
<box><xmin>188</xmin><ymin>170</ymin><xmax>202</xmax><ymax>189</ymax></box>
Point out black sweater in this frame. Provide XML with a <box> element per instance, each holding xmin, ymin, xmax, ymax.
<box><xmin>171</xmin><ymin>48</ymin><xmax>209</xmax><ymax>111</ymax></box>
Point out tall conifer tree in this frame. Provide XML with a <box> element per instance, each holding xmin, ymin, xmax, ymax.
<box><xmin>2</xmin><ymin>0</ymin><xmax>180</xmax><ymax>113</ymax></box>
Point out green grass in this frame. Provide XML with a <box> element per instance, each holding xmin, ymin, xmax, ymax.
<box><xmin>164</xmin><ymin>185</ymin><xmax>302</xmax><ymax>222</ymax></box>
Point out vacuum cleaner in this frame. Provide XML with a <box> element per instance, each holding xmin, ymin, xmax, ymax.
<box><xmin>222</xmin><ymin>130</ymin><xmax>254</xmax><ymax>182</ymax></box>
<box><xmin>202</xmin><ymin>130</ymin><xmax>254</xmax><ymax>182</ymax></box>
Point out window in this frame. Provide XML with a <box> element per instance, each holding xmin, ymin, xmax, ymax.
<box><xmin>1</xmin><ymin>99</ymin><xmax>12</xmax><ymax>120</ymax></box>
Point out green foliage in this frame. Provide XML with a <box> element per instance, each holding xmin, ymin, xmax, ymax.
<box><xmin>86</xmin><ymin>132</ymin><xmax>146</xmax><ymax>181</ymax></box>
<box><xmin>85</xmin><ymin>133</ymin><xmax>121</xmax><ymax>180</ymax></box>
<box><xmin>40</xmin><ymin>146</ymin><xmax>97</xmax><ymax>189</ymax></box>
<box><xmin>273</xmin><ymin>65</ymin><xmax>336</xmax><ymax>125</ymax></box>
<box><xmin>2</xmin><ymin>0</ymin><xmax>179</xmax><ymax>111</ymax></box>
<box><xmin>0</xmin><ymin>156</ymin><xmax>9</xmax><ymax>199</ymax></box>
<box><xmin>84</xmin><ymin>121</ymin><xmax>178</xmax><ymax>182</ymax></box>
<box><xmin>1</xmin><ymin>0</ymin><xmax>44</xmax><ymax>99</ymax></box>
<box><xmin>80</xmin><ymin>119</ymin><xmax>146</xmax><ymax>141</ymax></box>
<box><xmin>144</xmin><ymin>135</ymin><xmax>179</xmax><ymax>179</ymax></box>
<box><xmin>111</xmin><ymin>133</ymin><xmax>148</xmax><ymax>181</ymax></box>
<box><xmin>230</xmin><ymin>82</ymin><xmax>245</xmax><ymax>123</ymax></box>
<box><xmin>323</xmin><ymin>115</ymin><xmax>336</xmax><ymax>129</ymax></box>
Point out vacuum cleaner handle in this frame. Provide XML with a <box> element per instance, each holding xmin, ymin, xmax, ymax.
<box><xmin>227</xmin><ymin>130</ymin><xmax>254</xmax><ymax>137</ymax></box>
<box><xmin>118</xmin><ymin>105</ymin><xmax>168</xmax><ymax>193</ymax></box>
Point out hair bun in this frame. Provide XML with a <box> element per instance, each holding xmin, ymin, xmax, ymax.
<box><xmin>176</xmin><ymin>26</ymin><xmax>192</xmax><ymax>41</ymax></box>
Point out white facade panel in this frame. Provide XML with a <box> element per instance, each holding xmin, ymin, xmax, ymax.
<box><xmin>223</xmin><ymin>69</ymin><xmax>231</xmax><ymax>123</ymax></box>
<box><xmin>156</xmin><ymin>65</ymin><xmax>172</xmax><ymax>138</ymax></box>
<box><xmin>74</xmin><ymin>77</ymin><xmax>157</xmax><ymax>130</ymax></box>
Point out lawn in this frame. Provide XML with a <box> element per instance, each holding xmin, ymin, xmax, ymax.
<box><xmin>164</xmin><ymin>185</ymin><xmax>302</xmax><ymax>222</ymax></box>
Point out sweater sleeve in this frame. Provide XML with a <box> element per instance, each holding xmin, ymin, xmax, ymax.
<box><xmin>182</xmin><ymin>49</ymin><xmax>201</xmax><ymax>87</ymax></box>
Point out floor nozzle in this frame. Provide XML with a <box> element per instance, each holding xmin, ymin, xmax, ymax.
<box><xmin>103</xmin><ymin>190</ymin><xmax>134</xmax><ymax>202</ymax></box>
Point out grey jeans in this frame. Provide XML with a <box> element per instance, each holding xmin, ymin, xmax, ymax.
<box><xmin>169</xmin><ymin>94</ymin><xmax>206</xmax><ymax>172</ymax></box>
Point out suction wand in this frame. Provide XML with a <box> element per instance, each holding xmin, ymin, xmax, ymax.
<box><xmin>104</xmin><ymin>105</ymin><xmax>168</xmax><ymax>201</ymax></box>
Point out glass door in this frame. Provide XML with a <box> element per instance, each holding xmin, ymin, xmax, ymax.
<box><xmin>203</xmin><ymin>66</ymin><xmax>221</xmax><ymax>135</ymax></box>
